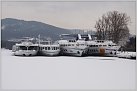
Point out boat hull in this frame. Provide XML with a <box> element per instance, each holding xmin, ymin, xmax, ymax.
<box><xmin>40</xmin><ymin>50</ymin><xmax>60</xmax><ymax>56</ymax></box>
<box><xmin>14</xmin><ymin>50</ymin><xmax>38</xmax><ymax>56</ymax></box>
<box><xmin>87</xmin><ymin>46</ymin><xmax>121</xmax><ymax>57</ymax></box>
<box><xmin>60</xmin><ymin>47</ymin><xmax>88</xmax><ymax>57</ymax></box>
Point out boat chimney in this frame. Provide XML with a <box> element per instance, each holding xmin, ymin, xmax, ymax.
<box><xmin>88</xmin><ymin>34</ymin><xmax>92</xmax><ymax>40</ymax></box>
<box><xmin>78</xmin><ymin>34</ymin><xmax>82</xmax><ymax>40</ymax></box>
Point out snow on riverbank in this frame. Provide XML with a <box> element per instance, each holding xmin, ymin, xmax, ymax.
<box><xmin>1</xmin><ymin>49</ymin><xmax>136</xmax><ymax>90</ymax></box>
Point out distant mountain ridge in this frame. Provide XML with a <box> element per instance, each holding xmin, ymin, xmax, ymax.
<box><xmin>1</xmin><ymin>18</ymin><xmax>71</xmax><ymax>41</ymax></box>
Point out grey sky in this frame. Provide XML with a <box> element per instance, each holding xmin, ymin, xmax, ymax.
<box><xmin>2</xmin><ymin>1</ymin><xmax>136</xmax><ymax>34</ymax></box>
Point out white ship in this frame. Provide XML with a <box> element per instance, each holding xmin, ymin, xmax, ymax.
<box><xmin>38</xmin><ymin>40</ymin><xmax>60</xmax><ymax>56</ymax></box>
<box><xmin>82</xmin><ymin>34</ymin><xmax>121</xmax><ymax>56</ymax></box>
<box><xmin>12</xmin><ymin>40</ymin><xmax>39</xmax><ymax>56</ymax></box>
<box><xmin>58</xmin><ymin>34</ymin><xmax>88</xmax><ymax>57</ymax></box>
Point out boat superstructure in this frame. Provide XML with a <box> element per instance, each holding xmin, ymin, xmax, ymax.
<box><xmin>38</xmin><ymin>40</ymin><xmax>60</xmax><ymax>56</ymax></box>
<box><xmin>58</xmin><ymin>34</ymin><xmax>88</xmax><ymax>56</ymax></box>
<box><xmin>12</xmin><ymin>39</ymin><xmax>39</xmax><ymax>56</ymax></box>
<box><xmin>80</xmin><ymin>34</ymin><xmax>121</xmax><ymax>56</ymax></box>
<box><xmin>103</xmin><ymin>41</ymin><xmax>121</xmax><ymax>56</ymax></box>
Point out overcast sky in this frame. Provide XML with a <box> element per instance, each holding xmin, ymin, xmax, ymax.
<box><xmin>1</xmin><ymin>1</ymin><xmax>136</xmax><ymax>34</ymax></box>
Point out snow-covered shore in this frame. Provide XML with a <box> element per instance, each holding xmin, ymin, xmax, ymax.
<box><xmin>117</xmin><ymin>51</ymin><xmax>136</xmax><ymax>59</ymax></box>
<box><xmin>1</xmin><ymin>49</ymin><xmax>136</xmax><ymax>90</ymax></box>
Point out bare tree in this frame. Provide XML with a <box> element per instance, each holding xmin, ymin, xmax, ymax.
<box><xmin>95</xmin><ymin>11</ymin><xmax>130</xmax><ymax>44</ymax></box>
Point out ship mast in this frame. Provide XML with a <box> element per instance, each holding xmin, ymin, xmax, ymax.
<box><xmin>38</xmin><ymin>34</ymin><xmax>41</xmax><ymax>45</ymax></box>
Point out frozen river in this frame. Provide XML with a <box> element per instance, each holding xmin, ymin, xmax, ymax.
<box><xmin>1</xmin><ymin>49</ymin><xmax>136</xmax><ymax>90</ymax></box>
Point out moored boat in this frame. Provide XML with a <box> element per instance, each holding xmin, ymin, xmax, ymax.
<box><xmin>39</xmin><ymin>40</ymin><xmax>60</xmax><ymax>56</ymax></box>
<box><xmin>58</xmin><ymin>34</ymin><xmax>88</xmax><ymax>57</ymax></box>
<box><xmin>12</xmin><ymin>41</ymin><xmax>39</xmax><ymax>56</ymax></box>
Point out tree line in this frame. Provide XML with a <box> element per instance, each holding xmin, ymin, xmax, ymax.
<box><xmin>95</xmin><ymin>11</ymin><xmax>135</xmax><ymax>51</ymax></box>
<box><xmin>95</xmin><ymin>11</ymin><xmax>130</xmax><ymax>44</ymax></box>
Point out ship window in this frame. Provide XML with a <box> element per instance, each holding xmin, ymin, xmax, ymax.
<box><xmin>45</xmin><ymin>47</ymin><xmax>47</xmax><ymax>50</ymax></box>
<box><xmin>91</xmin><ymin>45</ymin><xmax>93</xmax><ymax>47</ymax></box>
<box><xmin>19</xmin><ymin>46</ymin><xmax>27</xmax><ymax>50</ymax></box>
<box><xmin>64</xmin><ymin>49</ymin><xmax>67</xmax><ymax>51</ymax></box>
<box><xmin>28</xmin><ymin>46</ymin><xmax>37</xmax><ymax>50</ymax></box>
<box><xmin>48</xmin><ymin>47</ymin><xmax>50</xmax><ymax>50</ymax></box>
<box><xmin>34</xmin><ymin>46</ymin><xmax>38</xmax><ymax>50</ymax></box>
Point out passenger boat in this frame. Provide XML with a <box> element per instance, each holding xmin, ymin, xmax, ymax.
<box><xmin>38</xmin><ymin>40</ymin><xmax>60</xmax><ymax>56</ymax></box>
<box><xmin>82</xmin><ymin>34</ymin><xmax>121</xmax><ymax>56</ymax></box>
<box><xmin>12</xmin><ymin>40</ymin><xmax>39</xmax><ymax>56</ymax></box>
<box><xmin>58</xmin><ymin>34</ymin><xmax>88</xmax><ymax>56</ymax></box>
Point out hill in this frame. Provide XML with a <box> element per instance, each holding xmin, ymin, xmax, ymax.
<box><xmin>1</xmin><ymin>18</ymin><xmax>71</xmax><ymax>41</ymax></box>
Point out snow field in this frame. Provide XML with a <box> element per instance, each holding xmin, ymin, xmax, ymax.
<box><xmin>1</xmin><ymin>49</ymin><xmax>136</xmax><ymax>90</ymax></box>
